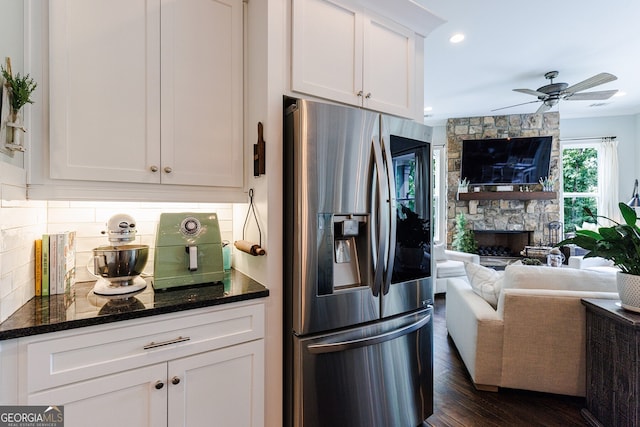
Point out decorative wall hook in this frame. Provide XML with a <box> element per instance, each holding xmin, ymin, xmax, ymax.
<box><xmin>253</xmin><ymin>122</ymin><xmax>266</xmax><ymax>177</ymax></box>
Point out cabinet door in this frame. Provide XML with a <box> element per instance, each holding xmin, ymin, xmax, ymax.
<box><xmin>291</xmin><ymin>0</ymin><xmax>363</xmax><ymax>106</ymax></box>
<box><xmin>28</xmin><ymin>364</ymin><xmax>167</xmax><ymax>427</ymax></box>
<box><xmin>362</xmin><ymin>12</ymin><xmax>415</xmax><ymax>117</ymax></box>
<box><xmin>49</xmin><ymin>0</ymin><xmax>161</xmax><ymax>183</ymax></box>
<box><xmin>167</xmin><ymin>339</ymin><xmax>264</xmax><ymax>427</ymax></box>
<box><xmin>161</xmin><ymin>0</ymin><xmax>243</xmax><ymax>187</ymax></box>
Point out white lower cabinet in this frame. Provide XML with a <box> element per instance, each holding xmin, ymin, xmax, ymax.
<box><xmin>29</xmin><ymin>364</ymin><xmax>168</xmax><ymax>427</ymax></box>
<box><xmin>168</xmin><ymin>341</ymin><xmax>264</xmax><ymax>426</ymax></box>
<box><xmin>16</xmin><ymin>302</ymin><xmax>265</xmax><ymax>427</ymax></box>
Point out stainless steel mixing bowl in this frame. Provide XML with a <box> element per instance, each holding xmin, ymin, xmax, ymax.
<box><xmin>92</xmin><ymin>244</ymin><xmax>149</xmax><ymax>285</ymax></box>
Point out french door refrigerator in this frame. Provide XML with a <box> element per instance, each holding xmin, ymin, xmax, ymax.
<box><xmin>284</xmin><ymin>97</ymin><xmax>434</xmax><ymax>427</ymax></box>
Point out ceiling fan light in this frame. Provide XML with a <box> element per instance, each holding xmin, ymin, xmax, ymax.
<box><xmin>449</xmin><ymin>33</ymin><xmax>465</xmax><ymax>43</ymax></box>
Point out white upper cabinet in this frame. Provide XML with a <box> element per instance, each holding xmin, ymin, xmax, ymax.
<box><xmin>49</xmin><ymin>0</ymin><xmax>160</xmax><ymax>184</ymax></box>
<box><xmin>48</xmin><ymin>0</ymin><xmax>243</xmax><ymax>190</ymax></box>
<box><xmin>291</xmin><ymin>0</ymin><xmax>416</xmax><ymax>118</ymax></box>
<box><xmin>160</xmin><ymin>0</ymin><xmax>243</xmax><ymax>187</ymax></box>
<box><xmin>291</xmin><ymin>0</ymin><xmax>363</xmax><ymax>107</ymax></box>
<box><xmin>362</xmin><ymin>13</ymin><xmax>415</xmax><ymax>117</ymax></box>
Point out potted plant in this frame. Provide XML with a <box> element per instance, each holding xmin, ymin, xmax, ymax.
<box><xmin>1</xmin><ymin>64</ymin><xmax>37</xmax><ymax>150</ymax></box>
<box><xmin>457</xmin><ymin>177</ymin><xmax>470</xmax><ymax>194</ymax></box>
<box><xmin>558</xmin><ymin>202</ymin><xmax>640</xmax><ymax>312</ymax></box>
<box><xmin>538</xmin><ymin>175</ymin><xmax>556</xmax><ymax>192</ymax></box>
<box><xmin>452</xmin><ymin>212</ymin><xmax>478</xmax><ymax>254</ymax></box>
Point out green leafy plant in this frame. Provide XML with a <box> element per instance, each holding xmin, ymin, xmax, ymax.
<box><xmin>452</xmin><ymin>212</ymin><xmax>478</xmax><ymax>254</ymax></box>
<box><xmin>558</xmin><ymin>202</ymin><xmax>640</xmax><ymax>275</ymax></box>
<box><xmin>458</xmin><ymin>177</ymin><xmax>470</xmax><ymax>187</ymax></box>
<box><xmin>1</xmin><ymin>66</ymin><xmax>37</xmax><ymax>113</ymax></box>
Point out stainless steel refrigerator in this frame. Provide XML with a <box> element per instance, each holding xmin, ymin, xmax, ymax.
<box><xmin>284</xmin><ymin>97</ymin><xmax>434</xmax><ymax>427</ymax></box>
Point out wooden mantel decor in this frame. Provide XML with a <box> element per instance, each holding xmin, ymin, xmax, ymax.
<box><xmin>457</xmin><ymin>191</ymin><xmax>557</xmax><ymax>201</ymax></box>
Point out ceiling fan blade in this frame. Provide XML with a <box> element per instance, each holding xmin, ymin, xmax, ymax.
<box><xmin>513</xmin><ymin>88</ymin><xmax>548</xmax><ymax>98</ymax></box>
<box><xmin>564</xmin><ymin>72</ymin><xmax>617</xmax><ymax>94</ymax></box>
<box><xmin>536</xmin><ymin>103</ymin><xmax>552</xmax><ymax>114</ymax></box>
<box><xmin>564</xmin><ymin>89</ymin><xmax>618</xmax><ymax>101</ymax></box>
<box><xmin>491</xmin><ymin>100</ymin><xmax>540</xmax><ymax>112</ymax></box>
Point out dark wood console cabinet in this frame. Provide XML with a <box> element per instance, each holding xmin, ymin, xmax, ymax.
<box><xmin>582</xmin><ymin>298</ymin><xmax>640</xmax><ymax>427</ymax></box>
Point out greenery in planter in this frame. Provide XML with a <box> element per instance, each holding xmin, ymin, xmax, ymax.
<box><xmin>396</xmin><ymin>204</ymin><xmax>430</xmax><ymax>249</ymax></box>
<box><xmin>558</xmin><ymin>202</ymin><xmax>640</xmax><ymax>275</ymax></box>
<box><xmin>1</xmin><ymin>66</ymin><xmax>37</xmax><ymax>113</ymax></box>
<box><xmin>452</xmin><ymin>212</ymin><xmax>478</xmax><ymax>254</ymax></box>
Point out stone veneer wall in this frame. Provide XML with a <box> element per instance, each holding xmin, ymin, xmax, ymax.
<box><xmin>446</xmin><ymin>113</ymin><xmax>560</xmax><ymax>247</ymax></box>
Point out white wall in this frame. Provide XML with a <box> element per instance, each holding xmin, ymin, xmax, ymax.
<box><xmin>432</xmin><ymin>113</ymin><xmax>640</xmax><ymax>203</ymax></box>
<box><xmin>0</xmin><ymin>186</ymin><xmax>45</xmax><ymax>322</ymax></box>
<box><xmin>561</xmin><ymin>113</ymin><xmax>640</xmax><ymax>201</ymax></box>
<box><xmin>47</xmin><ymin>202</ymin><xmax>234</xmax><ymax>283</ymax></box>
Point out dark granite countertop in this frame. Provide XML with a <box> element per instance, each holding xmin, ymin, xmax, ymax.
<box><xmin>0</xmin><ymin>269</ymin><xmax>268</xmax><ymax>341</ymax></box>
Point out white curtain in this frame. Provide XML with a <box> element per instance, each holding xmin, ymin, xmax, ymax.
<box><xmin>598</xmin><ymin>137</ymin><xmax>620</xmax><ymax>222</ymax></box>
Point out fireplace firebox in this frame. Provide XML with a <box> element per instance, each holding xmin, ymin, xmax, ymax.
<box><xmin>474</xmin><ymin>230</ymin><xmax>533</xmax><ymax>266</ymax></box>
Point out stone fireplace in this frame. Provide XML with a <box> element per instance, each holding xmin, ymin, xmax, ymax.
<box><xmin>446</xmin><ymin>113</ymin><xmax>561</xmax><ymax>249</ymax></box>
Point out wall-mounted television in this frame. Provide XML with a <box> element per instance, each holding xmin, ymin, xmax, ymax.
<box><xmin>460</xmin><ymin>136</ymin><xmax>552</xmax><ymax>185</ymax></box>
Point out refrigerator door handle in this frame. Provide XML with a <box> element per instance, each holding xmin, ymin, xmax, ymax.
<box><xmin>380</xmin><ymin>135</ymin><xmax>397</xmax><ymax>295</ymax></box>
<box><xmin>371</xmin><ymin>138</ymin><xmax>387</xmax><ymax>297</ymax></box>
<box><xmin>306</xmin><ymin>311</ymin><xmax>431</xmax><ymax>354</ymax></box>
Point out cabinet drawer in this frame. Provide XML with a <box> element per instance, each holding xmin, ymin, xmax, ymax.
<box><xmin>24</xmin><ymin>303</ymin><xmax>264</xmax><ymax>393</ymax></box>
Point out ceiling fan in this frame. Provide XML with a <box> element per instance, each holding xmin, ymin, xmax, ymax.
<box><xmin>493</xmin><ymin>71</ymin><xmax>618</xmax><ymax>114</ymax></box>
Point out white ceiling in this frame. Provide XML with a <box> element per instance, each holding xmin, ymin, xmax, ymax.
<box><xmin>417</xmin><ymin>0</ymin><xmax>640</xmax><ymax>125</ymax></box>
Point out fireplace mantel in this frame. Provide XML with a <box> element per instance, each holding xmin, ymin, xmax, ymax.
<box><xmin>457</xmin><ymin>191</ymin><xmax>557</xmax><ymax>201</ymax></box>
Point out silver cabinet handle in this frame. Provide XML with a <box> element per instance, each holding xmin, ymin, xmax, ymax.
<box><xmin>143</xmin><ymin>336</ymin><xmax>190</xmax><ymax>350</ymax></box>
<box><xmin>356</xmin><ymin>90</ymin><xmax>363</xmax><ymax>97</ymax></box>
<box><xmin>171</xmin><ymin>376</ymin><xmax>181</xmax><ymax>385</ymax></box>
<box><xmin>365</xmin><ymin>92</ymin><xmax>371</xmax><ymax>99</ymax></box>
<box><xmin>164</xmin><ymin>166</ymin><xmax>172</xmax><ymax>173</ymax></box>
<box><xmin>150</xmin><ymin>165</ymin><xmax>159</xmax><ymax>172</ymax></box>
<box><xmin>154</xmin><ymin>381</ymin><xmax>164</xmax><ymax>390</ymax></box>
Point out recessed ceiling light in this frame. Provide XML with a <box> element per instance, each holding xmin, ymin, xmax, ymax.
<box><xmin>449</xmin><ymin>33</ymin><xmax>465</xmax><ymax>44</ymax></box>
<box><xmin>614</xmin><ymin>91</ymin><xmax>627</xmax><ymax>97</ymax></box>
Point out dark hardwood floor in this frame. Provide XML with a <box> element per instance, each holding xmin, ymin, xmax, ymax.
<box><xmin>426</xmin><ymin>294</ymin><xmax>589</xmax><ymax>427</ymax></box>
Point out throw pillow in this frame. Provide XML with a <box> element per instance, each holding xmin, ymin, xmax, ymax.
<box><xmin>464</xmin><ymin>262</ymin><xmax>504</xmax><ymax>308</ymax></box>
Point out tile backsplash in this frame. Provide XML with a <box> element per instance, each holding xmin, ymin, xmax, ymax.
<box><xmin>0</xmin><ymin>198</ymin><xmax>233</xmax><ymax>322</ymax></box>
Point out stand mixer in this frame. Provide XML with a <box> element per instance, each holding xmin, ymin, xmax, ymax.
<box><xmin>91</xmin><ymin>214</ymin><xmax>149</xmax><ymax>296</ymax></box>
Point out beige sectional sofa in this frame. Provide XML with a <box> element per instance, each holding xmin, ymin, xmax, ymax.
<box><xmin>446</xmin><ymin>264</ymin><xmax>618</xmax><ymax>396</ymax></box>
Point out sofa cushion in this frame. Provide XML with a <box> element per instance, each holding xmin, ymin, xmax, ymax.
<box><xmin>437</xmin><ymin>259</ymin><xmax>466</xmax><ymax>278</ymax></box>
<box><xmin>503</xmin><ymin>264</ymin><xmax>617</xmax><ymax>293</ymax></box>
<box><xmin>464</xmin><ymin>262</ymin><xmax>504</xmax><ymax>308</ymax></box>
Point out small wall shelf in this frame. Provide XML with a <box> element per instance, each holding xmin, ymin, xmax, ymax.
<box><xmin>457</xmin><ymin>191</ymin><xmax>557</xmax><ymax>201</ymax></box>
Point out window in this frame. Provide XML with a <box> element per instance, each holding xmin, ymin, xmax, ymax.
<box><xmin>395</xmin><ymin>153</ymin><xmax>417</xmax><ymax>212</ymax></box>
<box><xmin>432</xmin><ymin>148</ymin><xmax>443</xmax><ymax>242</ymax></box>
<box><xmin>562</xmin><ymin>143</ymin><xmax>600</xmax><ymax>234</ymax></box>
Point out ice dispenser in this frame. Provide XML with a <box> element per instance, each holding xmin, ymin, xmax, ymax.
<box><xmin>317</xmin><ymin>214</ymin><xmax>372</xmax><ymax>294</ymax></box>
